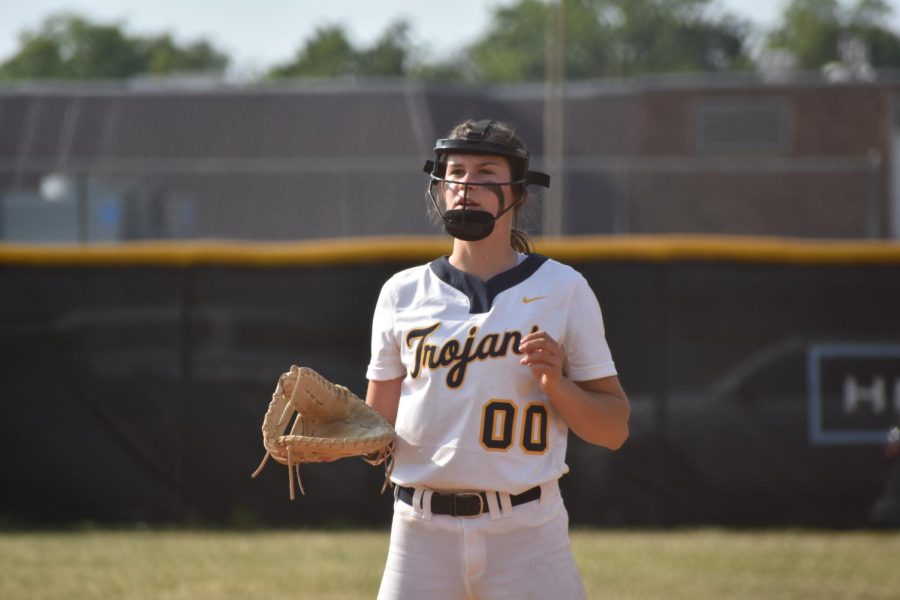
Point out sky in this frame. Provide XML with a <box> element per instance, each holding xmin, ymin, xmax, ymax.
<box><xmin>2</xmin><ymin>0</ymin><xmax>900</xmax><ymax>76</ymax></box>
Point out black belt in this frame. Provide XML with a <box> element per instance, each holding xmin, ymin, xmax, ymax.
<box><xmin>397</xmin><ymin>485</ymin><xmax>541</xmax><ymax>517</ymax></box>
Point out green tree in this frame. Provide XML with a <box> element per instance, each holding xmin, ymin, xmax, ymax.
<box><xmin>408</xmin><ymin>61</ymin><xmax>468</xmax><ymax>82</ymax></box>
<box><xmin>269</xmin><ymin>20</ymin><xmax>415</xmax><ymax>78</ymax></box>
<box><xmin>465</xmin><ymin>0</ymin><xmax>621</xmax><ymax>82</ymax></box>
<box><xmin>607</xmin><ymin>0</ymin><xmax>750</xmax><ymax>76</ymax></box>
<box><xmin>357</xmin><ymin>21</ymin><xmax>412</xmax><ymax>76</ymax></box>
<box><xmin>466</xmin><ymin>0</ymin><xmax>555</xmax><ymax>82</ymax></box>
<box><xmin>269</xmin><ymin>25</ymin><xmax>357</xmax><ymax>77</ymax></box>
<box><xmin>141</xmin><ymin>36</ymin><xmax>229</xmax><ymax>74</ymax></box>
<box><xmin>465</xmin><ymin>0</ymin><xmax>751</xmax><ymax>82</ymax></box>
<box><xmin>0</xmin><ymin>12</ymin><xmax>227</xmax><ymax>80</ymax></box>
<box><xmin>765</xmin><ymin>0</ymin><xmax>900</xmax><ymax>69</ymax></box>
<box><xmin>845</xmin><ymin>0</ymin><xmax>900</xmax><ymax>66</ymax></box>
<box><xmin>0</xmin><ymin>32</ymin><xmax>67</xmax><ymax>79</ymax></box>
<box><xmin>766</xmin><ymin>0</ymin><xmax>842</xmax><ymax>67</ymax></box>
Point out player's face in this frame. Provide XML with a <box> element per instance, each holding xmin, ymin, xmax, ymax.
<box><xmin>441</xmin><ymin>154</ymin><xmax>514</xmax><ymax>217</ymax></box>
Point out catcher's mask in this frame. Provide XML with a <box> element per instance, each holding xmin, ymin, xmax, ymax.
<box><xmin>424</xmin><ymin>120</ymin><xmax>550</xmax><ymax>242</ymax></box>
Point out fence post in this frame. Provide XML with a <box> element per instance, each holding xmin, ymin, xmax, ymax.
<box><xmin>868</xmin><ymin>148</ymin><xmax>883</xmax><ymax>239</ymax></box>
<box><xmin>542</xmin><ymin>0</ymin><xmax>565</xmax><ymax>236</ymax></box>
<box><xmin>76</xmin><ymin>172</ymin><xmax>89</xmax><ymax>243</ymax></box>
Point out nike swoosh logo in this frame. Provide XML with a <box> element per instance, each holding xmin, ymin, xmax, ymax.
<box><xmin>522</xmin><ymin>295</ymin><xmax>548</xmax><ymax>304</ymax></box>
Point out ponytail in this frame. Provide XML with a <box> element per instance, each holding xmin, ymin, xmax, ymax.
<box><xmin>511</xmin><ymin>228</ymin><xmax>532</xmax><ymax>254</ymax></box>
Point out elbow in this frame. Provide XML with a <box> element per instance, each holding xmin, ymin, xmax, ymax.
<box><xmin>603</xmin><ymin>402</ymin><xmax>630</xmax><ymax>450</ymax></box>
<box><xmin>604</xmin><ymin>423</ymin><xmax>629</xmax><ymax>450</ymax></box>
<box><xmin>579</xmin><ymin>419</ymin><xmax>629</xmax><ymax>450</ymax></box>
<box><xmin>580</xmin><ymin>423</ymin><xmax>628</xmax><ymax>450</ymax></box>
<box><xmin>572</xmin><ymin>390</ymin><xmax>631</xmax><ymax>449</ymax></box>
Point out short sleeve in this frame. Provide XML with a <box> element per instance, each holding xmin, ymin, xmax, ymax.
<box><xmin>563</xmin><ymin>275</ymin><xmax>617</xmax><ymax>382</ymax></box>
<box><xmin>366</xmin><ymin>280</ymin><xmax>406</xmax><ymax>381</ymax></box>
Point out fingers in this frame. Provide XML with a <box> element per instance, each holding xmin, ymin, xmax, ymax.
<box><xmin>518</xmin><ymin>331</ymin><xmax>562</xmax><ymax>357</ymax></box>
<box><xmin>518</xmin><ymin>331</ymin><xmax>564</xmax><ymax>371</ymax></box>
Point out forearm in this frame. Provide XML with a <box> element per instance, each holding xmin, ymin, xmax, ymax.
<box><xmin>543</xmin><ymin>377</ymin><xmax>630</xmax><ymax>449</ymax></box>
<box><xmin>366</xmin><ymin>377</ymin><xmax>403</xmax><ymax>426</ymax></box>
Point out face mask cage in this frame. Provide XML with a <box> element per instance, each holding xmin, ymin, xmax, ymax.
<box><xmin>422</xmin><ymin>120</ymin><xmax>551</xmax><ymax>241</ymax></box>
<box><xmin>426</xmin><ymin>175</ymin><xmax>519</xmax><ymax>222</ymax></box>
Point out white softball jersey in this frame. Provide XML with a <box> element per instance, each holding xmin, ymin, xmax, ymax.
<box><xmin>366</xmin><ymin>254</ymin><xmax>617</xmax><ymax>495</ymax></box>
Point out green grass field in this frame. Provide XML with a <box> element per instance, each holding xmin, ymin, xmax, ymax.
<box><xmin>1</xmin><ymin>528</ymin><xmax>897</xmax><ymax>599</ymax></box>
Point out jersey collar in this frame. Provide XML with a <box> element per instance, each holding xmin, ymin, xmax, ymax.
<box><xmin>429</xmin><ymin>254</ymin><xmax>549</xmax><ymax>314</ymax></box>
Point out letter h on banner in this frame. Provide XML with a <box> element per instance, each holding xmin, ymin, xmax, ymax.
<box><xmin>808</xmin><ymin>343</ymin><xmax>900</xmax><ymax>445</ymax></box>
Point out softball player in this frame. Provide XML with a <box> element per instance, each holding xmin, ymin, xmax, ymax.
<box><xmin>366</xmin><ymin>119</ymin><xmax>630</xmax><ymax>599</ymax></box>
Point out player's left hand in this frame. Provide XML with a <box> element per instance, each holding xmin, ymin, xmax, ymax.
<box><xmin>519</xmin><ymin>330</ymin><xmax>566</xmax><ymax>393</ymax></box>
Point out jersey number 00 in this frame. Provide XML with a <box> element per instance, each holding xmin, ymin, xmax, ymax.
<box><xmin>480</xmin><ymin>400</ymin><xmax>548</xmax><ymax>454</ymax></box>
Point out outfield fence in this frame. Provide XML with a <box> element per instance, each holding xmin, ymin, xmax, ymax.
<box><xmin>2</xmin><ymin>236</ymin><xmax>899</xmax><ymax>528</ymax></box>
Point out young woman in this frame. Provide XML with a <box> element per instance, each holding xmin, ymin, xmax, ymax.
<box><xmin>366</xmin><ymin>119</ymin><xmax>629</xmax><ymax>599</ymax></box>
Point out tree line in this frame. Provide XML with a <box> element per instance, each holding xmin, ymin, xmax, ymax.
<box><xmin>2</xmin><ymin>0</ymin><xmax>899</xmax><ymax>83</ymax></box>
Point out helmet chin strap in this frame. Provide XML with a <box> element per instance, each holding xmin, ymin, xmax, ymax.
<box><xmin>429</xmin><ymin>181</ymin><xmax>522</xmax><ymax>242</ymax></box>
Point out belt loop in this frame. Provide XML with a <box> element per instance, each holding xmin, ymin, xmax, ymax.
<box><xmin>421</xmin><ymin>489</ymin><xmax>434</xmax><ymax>519</ymax></box>
<box><xmin>411</xmin><ymin>488</ymin><xmax>424</xmax><ymax>516</ymax></box>
<box><xmin>484</xmin><ymin>490</ymin><xmax>502</xmax><ymax>521</ymax></box>
<box><xmin>498</xmin><ymin>491</ymin><xmax>513</xmax><ymax>517</ymax></box>
<box><xmin>539</xmin><ymin>481</ymin><xmax>554</xmax><ymax>507</ymax></box>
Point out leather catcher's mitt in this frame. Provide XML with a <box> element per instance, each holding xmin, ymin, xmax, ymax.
<box><xmin>251</xmin><ymin>365</ymin><xmax>395</xmax><ymax>499</ymax></box>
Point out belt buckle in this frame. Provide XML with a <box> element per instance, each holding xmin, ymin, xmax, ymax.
<box><xmin>450</xmin><ymin>492</ymin><xmax>484</xmax><ymax>517</ymax></box>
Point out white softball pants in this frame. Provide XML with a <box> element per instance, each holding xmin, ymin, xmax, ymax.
<box><xmin>377</xmin><ymin>480</ymin><xmax>587</xmax><ymax>600</ymax></box>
